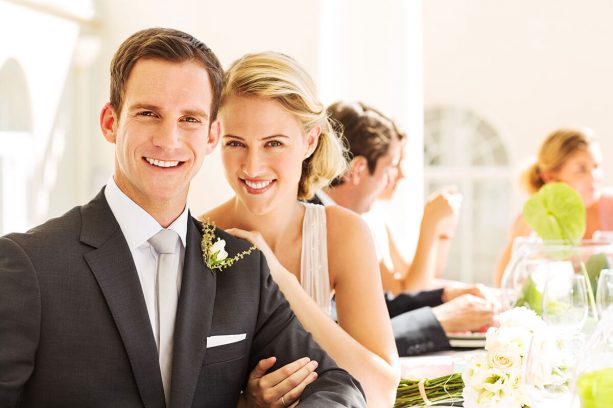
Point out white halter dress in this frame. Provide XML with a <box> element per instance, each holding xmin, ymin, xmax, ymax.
<box><xmin>299</xmin><ymin>202</ymin><xmax>333</xmax><ymax>316</ymax></box>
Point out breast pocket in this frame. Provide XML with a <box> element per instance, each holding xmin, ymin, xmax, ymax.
<box><xmin>203</xmin><ymin>335</ymin><xmax>249</xmax><ymax>366</ymax></box>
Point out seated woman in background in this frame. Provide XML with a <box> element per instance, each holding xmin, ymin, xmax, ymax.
<box><xmin>495</xmin><ymin>128</ymin><xmax>613</xmax><ymax>286</ymax></box>
<box><xmin>203</xmin><ymin>52</ymin><xmax>399</xmax><ymax>407</ymax></box>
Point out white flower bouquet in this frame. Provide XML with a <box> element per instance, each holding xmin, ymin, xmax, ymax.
<box><xmin>462</xmin><ymin>307</ymin><xmax>566</xmax><ymax>407</ymax></box>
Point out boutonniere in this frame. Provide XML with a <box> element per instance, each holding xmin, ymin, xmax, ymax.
<box><xmin>201</xmin><ymin>219</ymin><xmax>256</xmax><ymax>271</ymax></box>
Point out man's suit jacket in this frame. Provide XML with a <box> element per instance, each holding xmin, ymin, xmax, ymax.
<box><xmin>0</xmin><ymin>189</ymin><xmax>365</xmax><ymax>407</ymax></box>
<box><xmin>384</xmin><ymin>290</ymin><xmax>450</xmax><ymax>355</ymax></box>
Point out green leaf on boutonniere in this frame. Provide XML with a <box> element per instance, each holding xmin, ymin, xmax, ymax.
<box><xmin>522</xmin><ymin>182</ymin><xmax>586</xmax><ymax>244</ymax></box>
<box><xmin>200</xmin><ymin>218</ymin><xmax>256</xmax><ymax>271</ymax></box>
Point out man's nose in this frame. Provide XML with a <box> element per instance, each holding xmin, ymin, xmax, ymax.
<box><xmin>153</xmin><ymin>120</ymin><xmax>181</xmax><ymax>148</ymax></box>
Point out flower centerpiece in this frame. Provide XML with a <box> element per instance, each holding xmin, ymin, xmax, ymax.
<box><xmin>462</xmin><ymin>307</ymin><xmax>565</xmax><ymax>407</ymax></box>
<box><xmin>201</xmin><ymin>219</ymin><xmax>256</xmax><ymax>271</ymax></box>
<box><xmin>502</xmin><ymin>182</ymin><xmax>598</xmax><ymax>319</ymax></box>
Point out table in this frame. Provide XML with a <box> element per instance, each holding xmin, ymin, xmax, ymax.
<box><xmin>399</xmin><ymin>349</ymin><xmax>480</xmax><ymax>379</ymax></box>
<box><xmin>399</xmin><ymin>349</ymin><xmax>576</xmax><ymax>407</ymax></box>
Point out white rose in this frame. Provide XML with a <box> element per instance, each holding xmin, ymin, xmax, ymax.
<box><xmin>487</xmin><ymin>349</ymin><xmax>522</xmax><ymax>374</ymax></box>
<box><xmin>210</xmin><ymin>239</ymin><xmax>228</xmax><ymax>261</ymax></box>
<box><xmin>463</xmin><ymin>353</ymin><xmax>491</xmax><ymax>388</ymax></box>
<box><xmin>486</xmin><ymin>326</ymin><xmax>532</xmax><ymax>357</ymax></box>
<box><xmin>498</xmin><ymin>307</ymin><xmax>544</xmax><ymax>332</ymax></box>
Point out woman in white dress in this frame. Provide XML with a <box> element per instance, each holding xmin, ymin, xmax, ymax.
<box><xmin>202</xmin><ymin>52</ymin><xmax>399</xmax><ymax>407</ymax></box>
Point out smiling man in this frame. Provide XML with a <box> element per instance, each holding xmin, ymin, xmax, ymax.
<box><xmin>0</xmin><ymin>28</ymin><xmax>365</xmax><ymax>407</ymax></box>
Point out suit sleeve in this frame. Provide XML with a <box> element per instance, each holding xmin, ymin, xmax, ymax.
<box><xmin>385</xmin><ymin>288</ymin><xmax>444</xmax><ymax>318</ymax></box>
<box><xmin>0</xmin><ymin>236</ymin><xmax>41</xmax><ymax>406</ymax></box>
<box><xmin>249</xmin><ymin>252</ymin><xmax>366</xmax><ymax>407</ymax></box>
<box><xmin>391</xmin><ymin>307</ymin><xmax>450</xmax><ymax>356</ymax></box>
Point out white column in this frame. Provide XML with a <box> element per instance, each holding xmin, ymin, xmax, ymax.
<box><xmin>319</xmin><ymin>0</ymin><xmax>424</xmax><ymax>258</ymax></box>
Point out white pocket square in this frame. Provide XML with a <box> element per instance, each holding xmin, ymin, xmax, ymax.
<box><xmin>206</xmin><ymin>333</ymin><xmax>246</xmax><ymax>348</ymax></box>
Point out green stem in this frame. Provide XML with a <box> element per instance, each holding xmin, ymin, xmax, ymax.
<box><xmin>577</xmin><ymin>255</ymin><xmax>599</xmax><ymax>320</ymax></box>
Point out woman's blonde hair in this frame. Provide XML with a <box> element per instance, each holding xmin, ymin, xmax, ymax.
<box><xmin>220</xmin><ymin>52</ymin><xmax>348</xmax><ymax>200</ymax></box>
<box><xmin>521</xmin><ymin>128</ymin><xmax>594</xmax><ymax>194</ymax></box>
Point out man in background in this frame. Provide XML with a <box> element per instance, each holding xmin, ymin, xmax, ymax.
<box><xmin>318</xmin><ymin>101</ymin><xmax>496</xmax><ymax>356</ymax></box>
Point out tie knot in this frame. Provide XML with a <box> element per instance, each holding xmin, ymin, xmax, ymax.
<box><xmin>149</xmin><ymin>229</ymin><xmax>179</xmax><ymax>255</ymax></box>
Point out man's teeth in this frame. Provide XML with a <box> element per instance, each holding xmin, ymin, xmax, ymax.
<box><xmin>244</xmin><ymin>180</ymin><xmax>272</xmax><ymax>189</ymax></box>
<box><xmin>146</xmin><ymin>158</ymin><xmax>180</xmax><ymax>168</ymax></box>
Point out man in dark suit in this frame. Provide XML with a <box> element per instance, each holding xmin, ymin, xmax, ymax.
<box><xmin>318</xmin><ymin>101</ymin><xmax>495</xmax><ymax>356</ymax></box>
<box><xmin>0</xmin><ymin>28</ymin><xmax>365</xmax><ymax>407</ymax></box>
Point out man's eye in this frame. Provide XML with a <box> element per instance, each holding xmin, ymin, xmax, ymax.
<box><xmin>137</xmin><ymin>111</ymin><xmax>157</xmax><ymax>117</ymax></box>
<box><xmin>182</xmin><ymin>116</ymin><xmax>201</xmax><ymax>123</ymax></box>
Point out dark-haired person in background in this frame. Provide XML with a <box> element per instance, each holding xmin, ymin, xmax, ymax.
<box><xmin>319</xmin><ymin>101</ymin><xmax>496</xmax><ymax>356</ymax></box>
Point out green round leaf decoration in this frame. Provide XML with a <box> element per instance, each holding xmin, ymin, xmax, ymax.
<box><xmin>522</xmin><ymin>182</ymin><xmax>586</xmax><ymax>243</ymax></box>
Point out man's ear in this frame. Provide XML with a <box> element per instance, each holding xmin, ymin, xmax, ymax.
<box><xmin>304</xmin><ymin>126</ymin><xmax>321</xmax><ymax>159</ymax></box>
<box><xmin>348</xmin><ymin>156</ymin><xmax>368</xmax><ymax>185</ymax></box>
<box><xmin>100</xmin><ymin>103</ymin><xmax>118</xmax><ymax>143</ymax></box>
<box><xmin>205</xmin><ymin>119</ymin><xmax>221</xmax><ymax>155</ymax></box>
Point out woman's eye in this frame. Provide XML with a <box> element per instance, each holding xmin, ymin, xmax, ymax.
<box><xmin>266</xmin><ymin>140</ymin><xmax>283</xmax><ymax>147</ymax></box>
<box><xmin>225</xmin><ymin>140</ymin><xmax>244</xmax><ymax>147</ymax></box>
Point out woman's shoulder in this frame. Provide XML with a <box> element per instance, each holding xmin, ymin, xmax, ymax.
<box><xmin>200</xmin><ymin>200</ymin><xmax>234</xmax><ymax>229</ymax></box>
<box><xmin>510</xmin><ymin>213</ymin><xmax>532</xmax><ymax>237</ymax></box>
<box><xmin>324</xmin><ymin>205</ymin><xmax>374</xmax><ymax>249</ymax></box>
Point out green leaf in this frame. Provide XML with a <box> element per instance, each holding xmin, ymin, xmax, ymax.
<box><xmin>585</xmin><ymin>253</ymin><xmax>609</xmax><ymax>297</ymax></box>
<box><xmin>522</xmin><ymin>183</ymin><xmax>586</xmax><ymax>243</ymax></box>
<box><xmin>515</xmin><ymin>274</ymin><xmax>543</xmax><ymax>315</ymax></box>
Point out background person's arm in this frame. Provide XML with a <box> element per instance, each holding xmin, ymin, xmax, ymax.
<box><xmin>381</xmin><ymin>189</ymin><xmax>462</xmax><ymax>294</ymax></box>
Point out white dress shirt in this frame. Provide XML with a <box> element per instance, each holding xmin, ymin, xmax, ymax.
<box><xmin>104</xmin><ymin>176</ymin><xmax>187</xmax><ymax>351</ymax></box>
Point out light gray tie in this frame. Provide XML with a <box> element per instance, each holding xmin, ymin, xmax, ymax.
<box><xmin>149</xmin><ymin>229</ymin><xmax>180</xmax><ymax>406</ymax></box>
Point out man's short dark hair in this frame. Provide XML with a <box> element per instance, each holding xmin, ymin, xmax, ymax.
<box><xmin>109</xmin><ymin>27</ymin><xmax>223</xmax><ymax>121</ymax></box>
<box><xmin>327</xmin><ymin>101</ymin><xmax>404</xmax><ymax>186</ymax></box>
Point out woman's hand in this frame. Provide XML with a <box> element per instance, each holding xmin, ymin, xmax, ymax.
<box><xmin>225</xmin><ymin>228</ymin><xmax>284</xmax><ymax>275</ymax></box>
<box><xmin>237</xmin><ymin>356</ymin><xmax>319</xmax><ymax>408</ymax></box>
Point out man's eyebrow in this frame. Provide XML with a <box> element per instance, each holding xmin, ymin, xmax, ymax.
<box><xmin>128</xmin><ymin>103</ymin><xmax>160</xmax><ymax>112</ymax></box>
<box><xmin>182</xmin><ymin>109</ymin><xmax>209</xmax><ymax>121</ymax></box>
<box><xmin>127</xmin><ymin>104</ymin><xmax>209</xmax><ymax>121</ymax></box>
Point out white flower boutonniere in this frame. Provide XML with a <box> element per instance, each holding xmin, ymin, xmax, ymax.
<box><xmin>201</xmin><ymin>219</ymin><xmax>256</xmax><ymax>271</ymax></box>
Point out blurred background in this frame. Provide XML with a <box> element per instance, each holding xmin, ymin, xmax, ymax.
<box><xmin>2</xmin><ymin>0</ymin><xmax>613</xmax><ymax>285</ymax></box>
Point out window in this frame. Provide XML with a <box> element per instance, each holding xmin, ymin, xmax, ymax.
<box><xmin>424</xmin><ymin>106</ymin><xmax>511</xmax><ymax>285</ymax></box>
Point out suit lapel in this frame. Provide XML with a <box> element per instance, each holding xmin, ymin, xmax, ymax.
<box><xmin>169</xmin><ymin>216</ymin><xmax>217</xmax><ymax>408</ymax></box>
<box><xmin>81</xmin><ymin>190</ymin><xmax>165</xmax><ymax>408</ymax></box>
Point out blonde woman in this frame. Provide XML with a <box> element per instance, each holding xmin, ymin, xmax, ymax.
<box><xmin>495</xmin><ymin>128</ymin><xmax>613</xmax><ymax>286</ymax></box>
<box><xmin>203</xmin><ymin>52</ymin><xmax>399</xmax><ymax>407</ymax></box>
